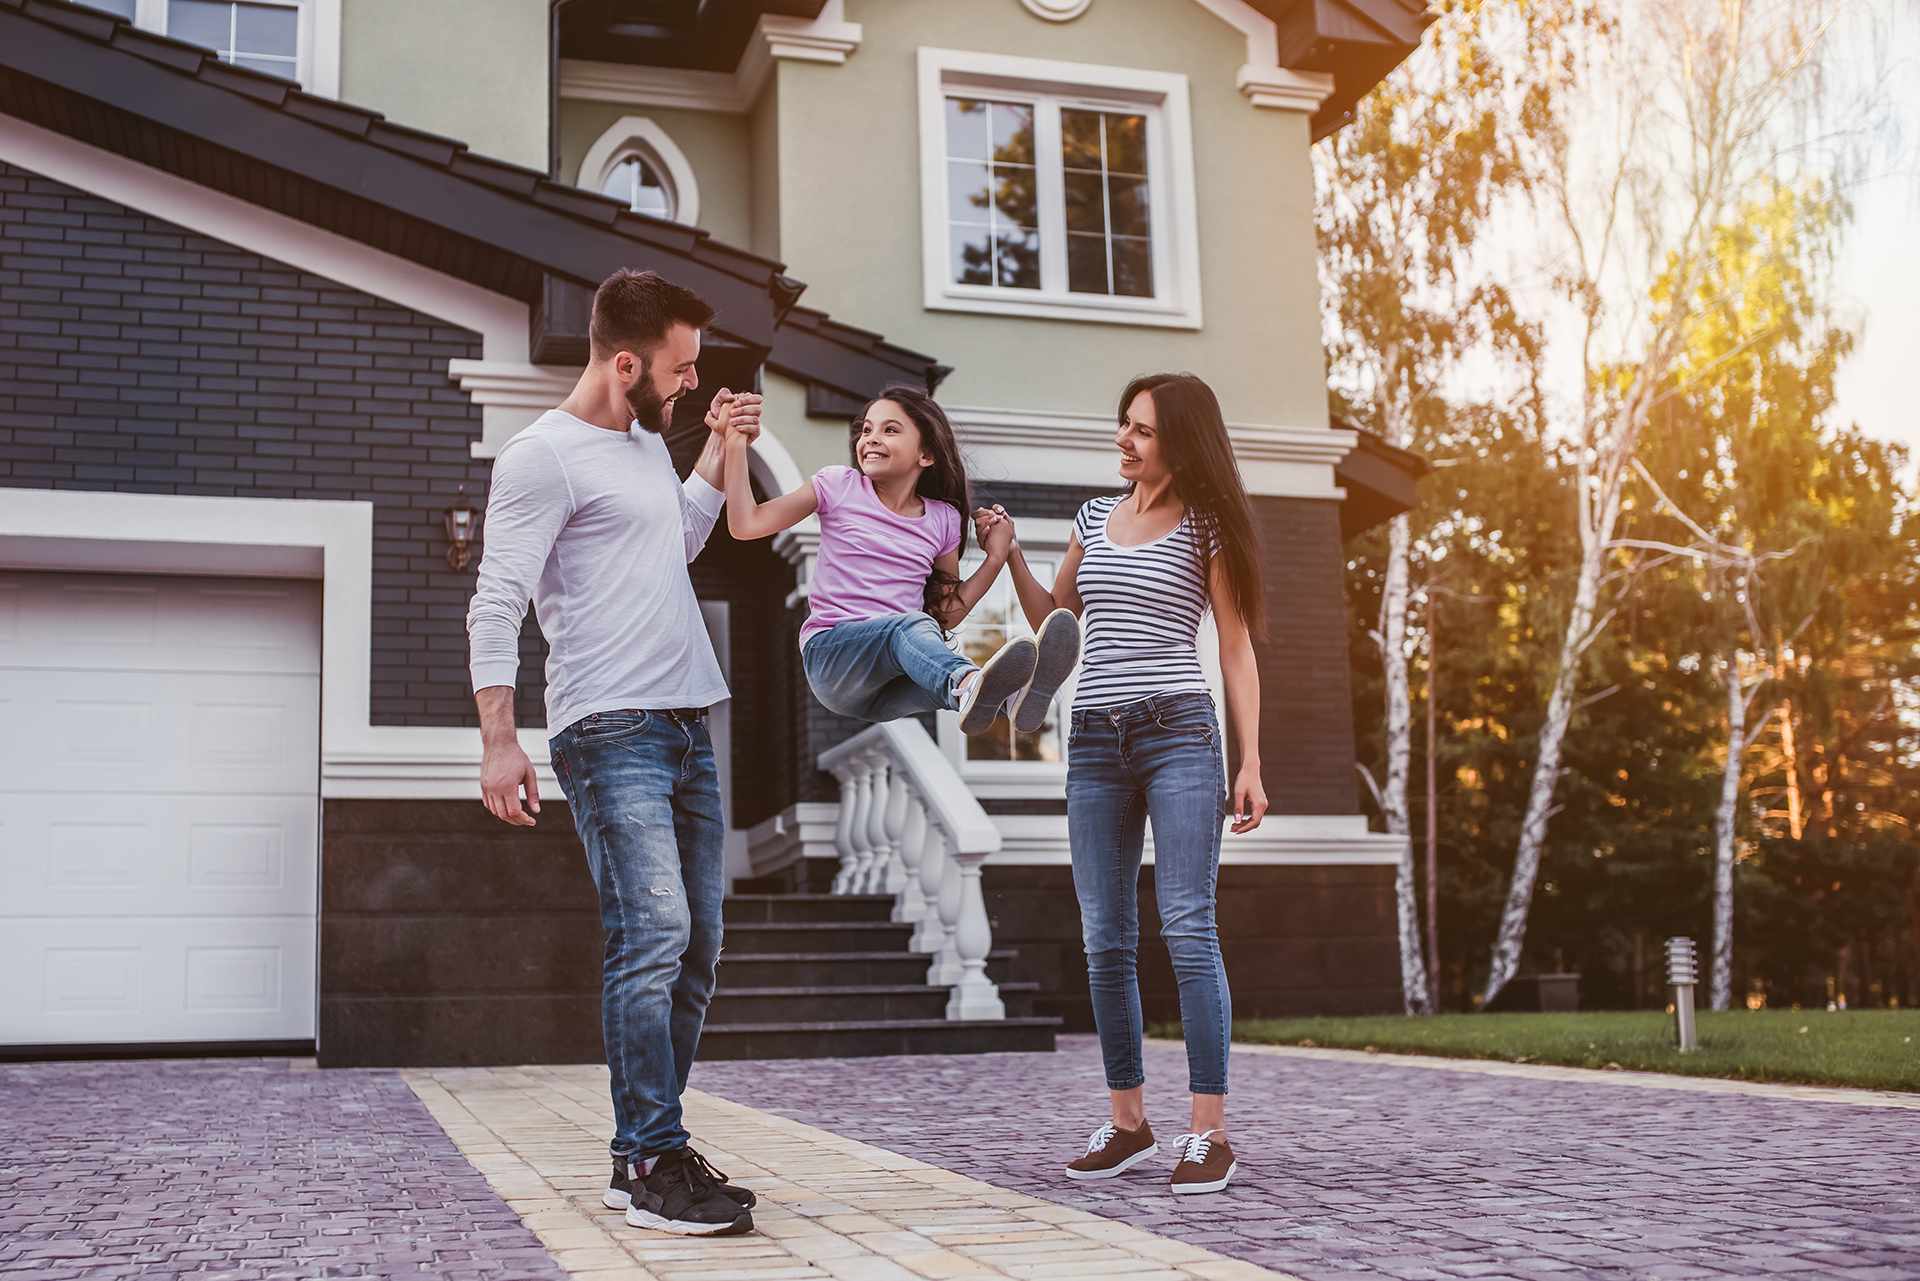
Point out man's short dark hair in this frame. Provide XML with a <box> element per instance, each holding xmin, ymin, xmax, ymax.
<box><xmin>589</xmin><ymin>268</ymin><xmax>716</xmax><ymax>362</ymax></box>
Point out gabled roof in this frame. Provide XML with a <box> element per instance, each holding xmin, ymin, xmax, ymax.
<box><xmin>1243</xmin><ymin>0</ymin><xmax>1430</xmax><ymax>140</ymax></box>
<box><xmin>0</xmin><ymin>0</ymin><xmax>945</xmax><ymax>399</ymax></box>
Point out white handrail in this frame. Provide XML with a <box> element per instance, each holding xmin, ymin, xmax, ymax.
<box><xmin>819</xmin><ymin>719</ymin><xmax>1006</xmax><ymax>1020</ymax></box>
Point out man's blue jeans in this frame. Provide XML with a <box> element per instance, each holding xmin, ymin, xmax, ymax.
<box><xmin>551</xmin><ymin>708</ymin><xmax>724</xmax><ymax>1161</ymax></box>
<box><xmin>1066</xmin><ymin>692</ymin><xmax>1232</xmax><ymax>1096</ymax></box>
<box><xmin>803</xmin><ymin>612</ymin><xmax>970</xmax><ymax>722</ymax></box>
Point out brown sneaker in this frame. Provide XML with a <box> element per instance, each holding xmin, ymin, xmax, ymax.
<box><xmin>1170</xmin><ymin>1130</ymin><xmax>1236</xmax><ymax>1194</ymax></box>
<box><xmin>1064</xmin><ymin>1120</ymin><xmax>1158</xmax><ymax>1180</ymax></box>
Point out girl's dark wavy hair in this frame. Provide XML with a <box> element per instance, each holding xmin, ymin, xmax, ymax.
<box><xmin>1119</xmin><ymin>373</ymin><xmax>1268</xmax><ymax>642</ymax></box>
<box><xmin>848</xmin><ymin>384</ymin><xmax>972</xmax><ymax>618</ymax></box>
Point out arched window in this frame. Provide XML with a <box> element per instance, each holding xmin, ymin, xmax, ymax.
<box><xmin>577</xmin><ymin>117</ymin><xmax>702</xmax><ymax>227</ymax></box>
<box><xmin>600</xmin><ymin>152</ymin><xmax>674</xmax><ymax>220</ymax></box>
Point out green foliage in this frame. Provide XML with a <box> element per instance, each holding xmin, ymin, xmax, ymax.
<box><xmin>1227</xmin><ymin>1010</ymin><xmax>1920</xmax><ymax>1091</ymax></box>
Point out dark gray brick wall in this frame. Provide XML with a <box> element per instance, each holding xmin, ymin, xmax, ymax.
<box><xmin>0</xmin><ymin>159</ymin><xmax>546</xmax><ymax>728</ymax></box>
<box><xmin>1256</xmin><ymin>495</ymin><xmax>1358</xmax><ymax>813</ymax></box>
<box><xmin>971</xmin><ymin>480</ymin><xmax>1119</xmax><ymax>521</ymax></box>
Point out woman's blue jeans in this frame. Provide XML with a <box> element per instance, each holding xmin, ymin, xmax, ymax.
<box><xmin>550</xmin><ymin>708</ymin><xmax>725</xmax><ymax>1162</ymax></box>
<box><xmin>803</xmin><ymin>612</ymin><xmax>970</xmax><ymax>722</ymax></box>
<box><xmin>1066</xmin><ymin>692</ymin><xmax>1232</xmax><ymax>1095</ymax></box>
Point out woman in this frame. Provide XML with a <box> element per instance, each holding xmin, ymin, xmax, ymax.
<box><xmin>992</xmin><ymin>372</ymin><xmax>1267</xmax><ymax>1195</ymax></box>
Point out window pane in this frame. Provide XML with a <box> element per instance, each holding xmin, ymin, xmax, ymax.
<box><xmin>958</xmin><ymin>557</ymin><xmax>1064</xmax><ymax>762</ymax></box>
<box><xmin>1063</xmin><ymin>170</ymin><xmax>1104</xmax><ymax>235</ymax></box>
<box><xmin>946</xmin><ymin>98</ymin><xmax>990</xmax><ymax>160</ymax></box>
<box><xmin>1106</xmin><ymin>176</ymin><xmax>1151</xmax><ymax>239</ymax></box>
<box><xmin>1111</xmin><ymin>236</ymin><xmax>1154</xmax><ymax>297</ymax></box>
<box><xmin>991</xmin><ymin>103</ymin><xmax>1035</xmax><ymax>166</ymax></box>
<box><xmin>995</xmin><ymin>230</ymin><xmax>1041</xmax><ymax>290</ymax></box>
<box><xmin>1060</xmin><ymin>108</ymin><xmax>1102</xmax><ymax>171</ymax></box>
<box><xmin>1067</xmin><ymin>232</ymin><xmax>1108</xmax><ymax>295</ymax></box>
<box><xmin>234</xmin><ymin>1</ymin><xmax>297</xmax><ymax>56</ymax></box>
<box><xmin>601</xmin><ymin>155</ymin><xmax>673</xmax><ymax>220</ymax></box>
<box><xmin>77</xmin><ymin>0</ymin><xmax>138</xmax><ymax>19</ymax></box>
<box><xmin>169</xmin><ymin>0</ymin><xmax>233</xmax><ymax>50</ymax></box>
<box><xmin>951</xmin><ymin>225</ymin><xmax>995</xmax><ymax>286</ymax></box>
<box><xmin>948</xmin><ymin>161</ymin><xmax>991</xmax><ymax>221</ymax></box>
<box><xmin>994</xmin><ymin>164</ymin><xmax>1037</xmax><ymax>229</ymax></box>
<box><xmin>1104</xmin><ymin>113</ymin><xmax>1148</xmax><ymax>175</ymax></box>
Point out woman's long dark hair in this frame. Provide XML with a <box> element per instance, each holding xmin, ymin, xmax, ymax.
<box><xmin>1119</xmin><ymin>373</ymin><xmax>1267</xmax><ymax>642</ymax></box>
<box><xmin>849</xmin><ymin>384</ymin><xmax>971</xmax><ymax>618</ymax></box>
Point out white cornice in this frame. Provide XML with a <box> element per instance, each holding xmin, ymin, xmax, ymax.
<box><xmin>1186</xmin><ymin>0</ymin><xmax>1335</xmax><ymax>114</ymax></box>
<box><xmin>561</xmin><ymin>2</ymin><xmax>862</xmax><ymax>114</ymax></box>
<box><xmin>990</xmin><ymin>813</ymin><xmax>1404</xmax><ymax>865</ymax></box>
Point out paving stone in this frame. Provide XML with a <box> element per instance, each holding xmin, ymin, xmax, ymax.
<box><xmin>0</xmin><ymin>1058</ymin><xmax>568</xmax><ymax>1280</ymax></box>
<box><xmin>688</xmin><ymin>1035</ymin><xmax>1920</xmax><ymax>1281</ymax></box>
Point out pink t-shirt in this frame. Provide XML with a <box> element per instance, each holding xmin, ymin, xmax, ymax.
<box><xmin>800</xmin><ymin>465</ymin><xmax>962</xmax><ymax>650</ymax></box>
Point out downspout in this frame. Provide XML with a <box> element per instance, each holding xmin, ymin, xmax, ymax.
<box><xmin>549</xmin><ymin>0</ymin><xmax>586</xmax><ymax>181</ymax></box>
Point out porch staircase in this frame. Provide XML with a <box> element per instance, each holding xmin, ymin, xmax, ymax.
<box><xmin>697</xmin><ymin>892</ymin><xmax>1058</xmax><ymax>1060</ymax></box>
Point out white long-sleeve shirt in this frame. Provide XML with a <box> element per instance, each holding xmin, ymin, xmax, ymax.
<box><xmin>466</xmin><ymin>409</ymin><xmax>729</xmax><ymax>737</ymax></box>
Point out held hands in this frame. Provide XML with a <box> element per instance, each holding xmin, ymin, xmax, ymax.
<box><xmin>972</xmin><ymin>504</ymin><xmax>1014</xmax><ymax>560</ymax></box>
<box><xmin>705</xmin><ymin>388</ymin><xmax>763</xmax><ymax>443</ymax></box>
<box><xmin>1230</xmin><ymin>763</ymin><xmax>1268</xmax><ymax>835</ymax></box>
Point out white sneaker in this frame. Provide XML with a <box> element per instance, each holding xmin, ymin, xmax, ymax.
<box><xmin>1009</xmin><ymin>608</ymin><xmax>1081</xmax><ymax>735</ymax></box>
<box><xmin>957</xmin><ymin>638</ymin><xmax>1037</xmax><ymax>735</ymax></box>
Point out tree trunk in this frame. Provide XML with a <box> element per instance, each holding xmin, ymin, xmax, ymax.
<box><xmin>1425</xmin><ymin>616</ymin><xmax>1441</xmax><ymax>1011</ymax></box>
<box><xmin>1711</xmin><ymin>660</ymin><xmax>1747</xmax><ymax>1012</ymax></box>
<box><xmin>1380</xmin><ymin>512</ymin><xmax>1433</xmax><ymax>1014</ymax></box>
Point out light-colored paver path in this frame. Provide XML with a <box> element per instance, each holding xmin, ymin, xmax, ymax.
<box><xmin>404</xmin><ymin>1064</ymin><xmax>1295</xmax><ymax>1281</ymax></box>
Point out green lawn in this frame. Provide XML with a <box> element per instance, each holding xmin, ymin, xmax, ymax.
<box><xmin>1218</xmin><ymin>1009</ymin><xmax>1920</xmax><ymax>1092</ymax></box>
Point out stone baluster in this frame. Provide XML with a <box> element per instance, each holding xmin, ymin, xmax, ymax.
<box><xmin>927</xmin><ymin>821</ymin><xmax>964</xmax><ymax>987</ymax></box>
<box><xmin>892</xmin><ymin>788</ymin><xmax>930</xmax><ymax>927</ymax></box>
<box><xmin>879</xmin><ymin>767</ymin><xmax>912</xmax><ymax>898</ymax></box>
<box><xmin>909</xmin><ymin>820</ymin><xmax>949</xmax><ymax>955</ymax></box>
<box><xmin>829</xmin><ymin>762</ymin><xmax>859</xmax><ymax>894</ymax></box>
<box><xmin>833</xmin><ymin>758</ymin><xmax>874</xmax><ymax>895</ymax></box>
<box><xmin>944</xmin><ymin>846</ymin><xmax>1006</xmax><ymax>1019</ymax></box>
<box><xmin>860</xmin><ymin>754</ymin><xmax>893</xmax><ymax>894</ymax></box>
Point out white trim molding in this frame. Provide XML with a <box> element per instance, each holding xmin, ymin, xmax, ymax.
<box><xmin>560</xmin><ymin>1</ymin><xmax>861</xmax><ymax>114</ymax></box>
<box><xmin>946</xmin><ymin>404</ymin><xmax>1354</xmax><ymax>499</ymax></box>
<box><xmin>991</xmin><ymin>813</ymin><xmax>1405</xmax><ymax>865</ymax></box>
<box><xmin>1020</xmin><ymin>0</ymin><xmax>1095</xmax><ymax>20</ymax></box>
<box><xmin>917</xmin><ymin>47</ymin><xmax>1204</xmax><ymax>330</ymax></box>
<box><xmin>1186</xmin><ymin>0</ymin><xmax>1336</xmax><ymax>114</ymax></box>
<box><xmin>575</xmin><ymin>115</ymin><xmax>702</xmax><ymax>226</ymax></box>
<box><xmin>0</xmin><ymin>490</ymin><xmax>550</xmax><ymax>800</ymax></box>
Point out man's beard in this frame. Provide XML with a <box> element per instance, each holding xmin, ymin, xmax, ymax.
<box><xmin>625</xmin><ymin>364</ymin><xmax>676</xmax><ymax>434</ymax></box>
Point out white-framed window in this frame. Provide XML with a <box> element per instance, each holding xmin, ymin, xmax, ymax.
<box><xmin>952</xmin><ymin>548</ymin><xmax>1072</xmax><ymax>765</ymax></box>
<box><xmin>917</xmin><ymin>47</ymin><xmax>1203</xmax><ymax>330</ymax></box>
<box><xmin>75</xmin><ymin>0</ymin><xmax>338</xmax><ymax>97</ymax></box>
<box><xmin>575</xmin><ymin>116</ymin><xmax>703</xmax><ymax>227</ymax></box>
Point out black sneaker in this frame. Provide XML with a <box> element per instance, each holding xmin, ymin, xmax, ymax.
<box><xmin>623</xmin><ymin>1147</ymin><xmax>754</xmax><ymax>1236</ymax></box>
<box><xmin>604</xmin><ymin>1150</ymin><xmax>757</xmax><ymax>1213</ymax></box>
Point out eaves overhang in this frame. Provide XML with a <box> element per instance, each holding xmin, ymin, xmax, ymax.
<box><xmin>1243</xmin><ymin>0</ymin><xmax>1431</xmax><ymax>140</ymax></box>
<box><xmin>1333</xmin><ymin>417</ymin><xmax>1429</xmax><ymax>539</ymax></box>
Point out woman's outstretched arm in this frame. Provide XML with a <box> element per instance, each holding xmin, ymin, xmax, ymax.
<box><xmin>980</xmin><ymin>506</ymin><xmax>1085</xmax><ymax>631</ymax></box>
<box><xmin>1211</xmin><ymin>559</ymin><xmax>1268</xmax><ymax>834</ymax></box>
<box><xmin>927</xmin><ymin>512</ymin><xmax>1015</xmax><ymax>631</ymax></box>
<box><xmin>721</xmin><ymin>410</ymin><xmax>818</xmax><ymax>539</ymax></box>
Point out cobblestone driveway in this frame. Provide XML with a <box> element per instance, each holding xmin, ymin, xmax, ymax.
<box><xmin>690</xmin><ymin>1036</ymin><xmax>1920</xmax><ymax>1281</ymax></box>
<box><xmin>0</xmin><ymin>1058</ymin><xmax>567</xmax><ymax>1281</ymax></box>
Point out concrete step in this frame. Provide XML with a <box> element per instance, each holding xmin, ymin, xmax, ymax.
<box><xmin>719</xmin><ymin>951</ymin><xmax>933</xmax><ymax>987</ymax></box>
<box><xmin>694</xmin><ymin>1017</ymin><xmax>1060</xmax><ymax>1061</ymax></box>
<box><xmin>723</xmin><ymin>894</ymin><xmax>895</xmax><ymax>925</ymax></box>
<box><xmin>722</xmin><ymin>921</ymin><xmax>916</xmax><ymax>954</ymax></box>
<box><xmin>706</xmin><ymin>983</ymin><xmax>1040</xmax><ymax>1024</ymax></box>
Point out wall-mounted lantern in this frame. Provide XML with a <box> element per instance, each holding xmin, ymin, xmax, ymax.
<box><xmin>444</xmin><ymin>487</ymin><xmax>479</xmax><ymax>571</ymax></box>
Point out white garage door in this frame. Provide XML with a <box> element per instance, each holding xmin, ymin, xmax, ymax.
<box><xmin>0</xmin><ymin>572</ymin><xmax>321</xmax><ymax>1047</ymax></box>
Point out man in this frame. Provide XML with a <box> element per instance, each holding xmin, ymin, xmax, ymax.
<box><xmin>466</xmin><ymin>268</ymin><xmax>763</xmax><ymax>1237</ymax></box>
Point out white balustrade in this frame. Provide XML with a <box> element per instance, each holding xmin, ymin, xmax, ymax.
<box><xmin>820</xmin><ymin>719</ymin><xmax>1006</xmax><ymax>1020</ymax></box>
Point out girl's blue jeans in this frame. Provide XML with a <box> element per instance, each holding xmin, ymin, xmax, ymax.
<box><xmin>550</xmin><ymin>708</ymin><xmax>725</xmax><ymax>1162</ymax></box>
<box><xmin>1066</xmin><ymin>691</ymin><xmax>1232</xmax><ymax>1095</ymax></box>
<box><xmin>803</xmin><ymin>611</ymin><xmax>971</xmax><ymax>722</ymax></box>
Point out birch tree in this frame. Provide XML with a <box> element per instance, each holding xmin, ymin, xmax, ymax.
<box><xmin>1317</xmin><ymin>0</ymin><xmax>1552</xmax><ymax>1013</ymax></box>
<box><xmin>1480</xmin><ymin>0</ymin><xmax>1847</xmax><ymax>1006</ymax></box>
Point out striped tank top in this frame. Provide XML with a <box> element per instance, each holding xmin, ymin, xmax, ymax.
<box><xmin>1071</xmin><ymin>494</ymin><xmax>1215</xmax><ymax>709</ymax></box>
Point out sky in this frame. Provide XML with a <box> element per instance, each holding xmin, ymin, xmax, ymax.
<box><xmin>1815</xmin><ymin>1</ymin><xmax>1919</xmax><ymax>460</ymax></box>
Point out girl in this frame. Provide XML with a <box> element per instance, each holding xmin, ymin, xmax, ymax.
<box><xmin>992</xmin><ymin>373</ymin><xmax>1269</xmax><ymax>1196</ymax></box>
<box><xmin>718</xmin><ymin>384</ymin><xmax>1080</xmax><ymax>734</ymax></box>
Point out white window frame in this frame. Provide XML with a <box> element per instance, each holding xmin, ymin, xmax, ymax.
<box><xmin>917</xmin><ymin>47</ymin><xmax>1203</xmax><ymax>330</ymax></box>
<box><xmin>575</xmin><ymin>116</ymin><xmax>703</xmax><ymax>227</ymax></box>
<box><xmin>122</xmin><ymin>0</ymin><xmax>340</xmax><ymax>98</ymax></box>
